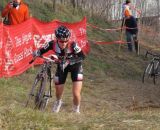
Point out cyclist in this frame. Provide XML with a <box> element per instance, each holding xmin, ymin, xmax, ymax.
<box><xmin>33</xmin><ymin>26</ymin><xmax>85</xmax><ymax>113</ymax></box>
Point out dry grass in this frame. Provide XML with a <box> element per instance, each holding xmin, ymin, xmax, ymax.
<box><xmin>1</xmin><ymin>2</ymin><xmax>160</xmax><ymax>129</ymax></box>
<box><xmin>1</xmin><ymin>41</ymin><xmax>160</xmax><ymax>129</ymax></box>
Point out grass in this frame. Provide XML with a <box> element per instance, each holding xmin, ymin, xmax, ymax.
<box><xmin>1</xmin><ymin>94</ymin><xmax>160</xmax><ymax>130</ymax></box>
<box><xmin>1</xmin><ymin>72</ymin><xmax>160</xmax><ymax>130</ymax></box>
<box><xmin>1</xmin><ymin>1</ymin><xmax>160</xmax><ymax>130</ymax></box>
<box><xmin>0</xmin><ymin>49</ymin><xmax>160</xmax><ymax>130</ymax></box>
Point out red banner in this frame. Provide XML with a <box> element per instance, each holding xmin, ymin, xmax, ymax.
<box><xmin>0</xmin><ymin>23</ymin><xmax>3</xmax><ymax>77</ymax></box>
<box><xmin>0</xmin><ymin>17</ymin><xmax>89</xmax><ymax>77</ymax></box>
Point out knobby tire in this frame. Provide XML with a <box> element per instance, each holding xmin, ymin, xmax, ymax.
<box><xmin>25</xmin><ymin>76</ymin><xmax>41</xmax><ymax>107</ymax></box>
<box><xmin>142</xmin><ymin>60</ymin><xmax>160</xmax><ymax>84</ymax></box>
<box><xmin>142</xmin><ymin>62</ymin><xmax>154</xmax><ymax>83</ymax></box>
<box><xmin>34</xmin><ymin>74</ymin><xmax>47</xmax><ymax>110</ymax></box>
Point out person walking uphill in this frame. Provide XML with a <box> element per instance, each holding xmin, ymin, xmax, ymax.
<box><xmin>1</xmin><ymin>0</ymin><xmax>29</xmax><ymax>25</ymax></box>
<box><xmin>122</xmin><ymin>0</ymin><xmax>139</xmax><ymax>54</ymax></box>
<box><xmin>33</xmin><ymin>26</ymin><xmax>85</xmax><ymax>113</ymax></box>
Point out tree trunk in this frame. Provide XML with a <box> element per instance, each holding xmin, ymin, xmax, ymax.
<box><xmin>157</xmin><ymin>0</ymin><xmax>160</xmax><ymax>32</ymax></box>
<box><xmin>52</xmin><ymin>0</ymin><xmax>56</xmax><ymax>12</ymax></box>
<box><xmin>71</xmin><ymin>0</ymin><xmax>76</xmax><ymax>8</ymax></box>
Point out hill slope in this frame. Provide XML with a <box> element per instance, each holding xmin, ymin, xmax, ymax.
<box><xmin>0</xmin><ymin>2</ymin><xmax>160</xmax><ymax>130</ymax></box>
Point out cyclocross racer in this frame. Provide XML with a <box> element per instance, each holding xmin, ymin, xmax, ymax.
<box><xmin>33</xmin><ymin>26</ymin><xmax>85</xmax><ymax>113</ymax></box>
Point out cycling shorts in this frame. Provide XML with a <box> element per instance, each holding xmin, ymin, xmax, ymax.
<box><xmin>54</xmin><ymin>63</ymin><xmax>83</xmax><ymax>85</ymax></box>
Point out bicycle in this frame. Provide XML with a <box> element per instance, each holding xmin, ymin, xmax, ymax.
<box><xmin>25</xmin><ymin>55</ymin><xmax>56</xmax><ymax>110</ymax></box>
<box><xmin>142</xmin><ymin>51</ymin><xmax>160</xmax><ymax>84</ymax></box>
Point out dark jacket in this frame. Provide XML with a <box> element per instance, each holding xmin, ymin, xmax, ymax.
<box><xmin>125</xmin><ymin>16</ymin><xmax>138</xmax><ymax>34</ymax></box>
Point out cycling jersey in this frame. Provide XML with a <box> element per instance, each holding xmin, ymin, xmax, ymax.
<box><xmin>38</xmin><ymin>40</ymin><xmax>85</xmax><ymax>85</ymax></box>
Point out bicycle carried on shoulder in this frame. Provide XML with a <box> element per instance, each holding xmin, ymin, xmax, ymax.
<box><xmin>142</xmin><ymin>51</ymin><xmax>160</xmax><ymax>84</ymax></box>
<box><xmin>25</xmin><ymin>55</ymin><xmax>56</xmax><ymax>110</ymax></box>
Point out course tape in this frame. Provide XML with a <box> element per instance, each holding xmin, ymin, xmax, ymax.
<box><xmin>90</xmin><ymin>40</ymin><xmax>129</xmax><ymax>44</ymax></box>
<box><xmin>87</xmin><ymin>23</ymin><xmax>137</xmax><ymax>44</ymax></box>
<box><xmin>87</xmin><ymin>23</ymin><xmax>137</xmax><ymax>32</ymax></box>
<box><xmin>87</xmin><ymin>23</ymin><xmax>121</xmax><ymax>31</ymax></box>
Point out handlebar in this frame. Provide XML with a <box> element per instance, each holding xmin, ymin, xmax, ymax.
<box><xmin>29</xmin><ymin>55</ymin><xmax>56</xmax><ymax>64</ymax></box>
<box><xmin>145</xmin><ymin>51</ymin><xmax>160</xmax><ymax>58</ymax></box>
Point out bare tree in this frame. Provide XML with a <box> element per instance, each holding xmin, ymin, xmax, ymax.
<box><xmin>52</xmin><ymin>0</ymin><xmax>56</xmax><ymax>12</ymax></box>
<box><xmin>70</xmin><ymin>0</ymin><xmax>76</xmax><ymax>8</ymax></box>
<box><xmin>157</xmin><ymin>0</ymin><xmax>160</xmax><ymax>32</ymax></box>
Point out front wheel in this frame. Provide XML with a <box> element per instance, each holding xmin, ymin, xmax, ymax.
<box><xmin>142</xmin><ymin>60</ymin><xmax>159</xmax><ymax>84</ymax></box>
<box><xmin>38</xmin><ymin>95</ymin><xmax>50</xmax><ymax>111</ymax></box>
<box><xmin>34</xmin><ymin>76</ymin><xmax>47</xmax><ymax>109</ymax></box>
<box><xmin>38</xmin><ymin>70</ymin><xmax>53</xmax><ymax>111</ymax></box>
<box><xmin>25</xmin><ymin>75</ymin><xmax>41</xmax><ymax>108</ymax></box>
<box><xmin>25</xmin><ymin>72</ymin><xmax>47</xmax><ymax>110</ymax></box>
<box><xmin>142</xmin><ymin>62</ymin><xmax>154</xmax><ymax>83</ymax></box>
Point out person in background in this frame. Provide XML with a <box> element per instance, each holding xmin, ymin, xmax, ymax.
<box><xmin>1</xmin><ymin>0</ymin><xmax>29</xmax><ymax>25</ymax></box>
<box><xmin>122</xmin><ymin>0</ymin><xmax>132</xmax><ymax>19</ymax></box>
<box><xmin>122</xmin><ymin>0</ymin><xmax>139</xmax><ymax>54</ymax></box>
<box><xmin>33</xmin><ymin>26</ymin><xmax>85</xmax><ymax>113</ymax></box>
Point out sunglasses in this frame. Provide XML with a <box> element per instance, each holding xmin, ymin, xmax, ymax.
<box><xmin>58</xmin><ymin>40</ymin><xmax>69</xmax><ymax>43</ymax></box>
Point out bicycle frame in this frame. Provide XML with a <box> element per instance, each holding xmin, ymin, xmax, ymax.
<box><xmin>39</xmin><ymin>61</ymin><xmax>52</xmax><ymax>97</ymax></box>
<box><xmin>26</xmin><ymin>56</ymin><xmax>56</xmax><ymax>110</ymax></box>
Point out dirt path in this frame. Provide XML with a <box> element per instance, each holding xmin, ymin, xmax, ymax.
<box><xmin>84</xmin><ymin>77</ymin><xmax>160</xmax><ymax>111</ymax></box>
